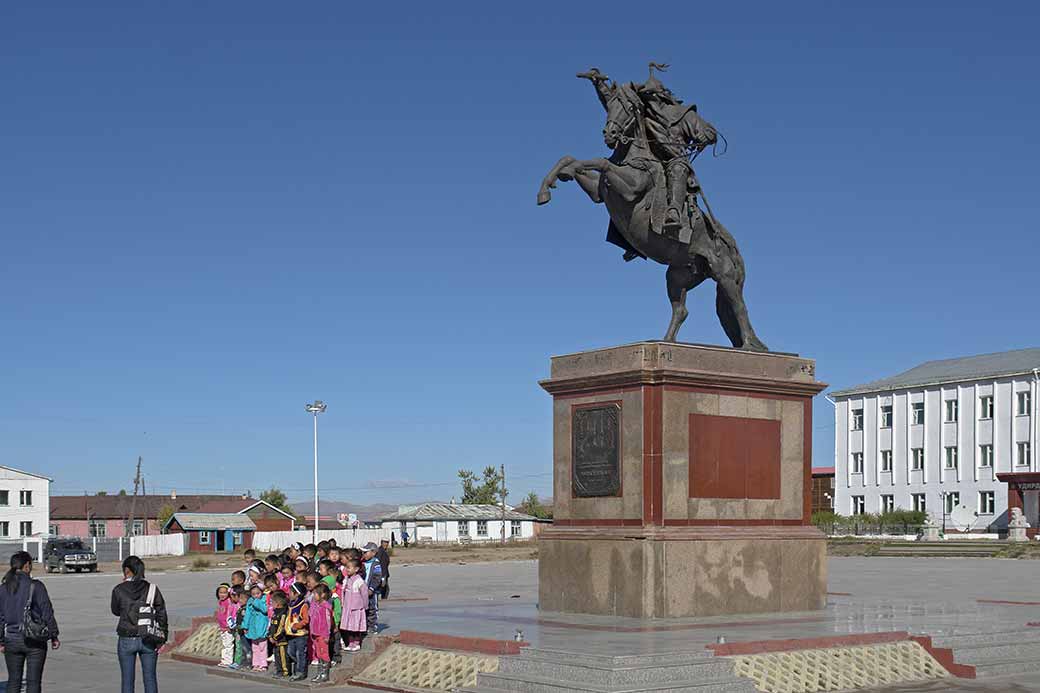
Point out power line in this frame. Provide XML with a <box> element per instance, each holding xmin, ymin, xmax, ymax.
<box><xmin>51</xmin><ymin>472</ymin><xmax>554</xmax><ymax>496</ymax></box>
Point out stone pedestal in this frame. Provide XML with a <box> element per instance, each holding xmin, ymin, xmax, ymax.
<box><xmin>1008</xmin><ymin>508</ymin><xmax>1030</xmax><ymax>543</ymax></box>
<box><xmin>920</xmin><ymin>517</ymin><xmax>942</xmax><ymax>542</ymax></box>
<box><xmin>538</xmin><ymin>341</ymin><xmax>828</xmax><ymax>618</ymax></box>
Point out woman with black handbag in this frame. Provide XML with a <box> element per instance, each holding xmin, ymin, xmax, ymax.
<box><xmin>111</xmin><ymin>556</ymin><xmax>167</xmax><ymax>693</ymax></box>
<box><xmin>0</xmin><ymin>551</ymin><xmax>60</xmax><ymax>693</ymax></box>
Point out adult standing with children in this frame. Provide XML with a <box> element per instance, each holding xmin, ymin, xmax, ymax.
<box><xmin>111</xmin><ymin>556</ymin><xmax>168</xmax><ymax>693</ymax></box>
<box><xmin>0</xmin><ymin>550</ymin><xmax>60</xmax><ymax>693</ymax></box>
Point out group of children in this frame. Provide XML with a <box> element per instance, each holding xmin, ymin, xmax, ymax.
<box><xmin>214</xmin><ymin>539</ymin><xmax>385</xmax><ymax>683</ymax></box>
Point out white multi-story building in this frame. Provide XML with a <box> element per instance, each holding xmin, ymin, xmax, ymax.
<box><xmin>0</xmin><ymin>466</ymin><xmax>52</xmax><ymax>539</ymax></box>
<box><xmin>831</xmin><ymin>349</ymin><xmax>1040</xmax><ymax>531</ymax></box>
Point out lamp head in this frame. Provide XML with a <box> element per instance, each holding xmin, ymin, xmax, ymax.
<box><xmin>305</xmin><ymin>400</ymin><xmax>327</xmax><ymax>414</ymax></box>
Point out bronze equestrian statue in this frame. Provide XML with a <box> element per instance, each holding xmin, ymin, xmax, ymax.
<box><xmin>537</xmin><ymin>64</ymin><xmax>768</xmax><ymax>351</ymax></box>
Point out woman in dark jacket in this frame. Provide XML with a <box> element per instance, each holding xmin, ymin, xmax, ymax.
<box><xmin>0</xmin><ymin>551</ymin><xmax>60</xmax><ymax>693</ymax></box>
<box><xmin>111</xmin><ymin>555</ymin><xmax>167</xmax><ymax>693</ymax></box>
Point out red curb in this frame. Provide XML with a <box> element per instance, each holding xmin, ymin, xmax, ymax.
<box><xmin>910</xmin><ymin>636</ymin><xmax>976</xmax><ymax>679</ymax></box>
<box><xmin>826</xmin><ymin>591</ymin><xmax>853</xmax><ymax>596</ymax></box>
<box><xmin>707</xmin><ymin>631</ymin><xmax>910</xmax><ymax>656</ymax></box>
<box><xmin>397</xmin><ymin>630</ymin><xmax>526</xmax><ymax>655</ymax></box>
<box><xmin>978</xmin><ymin>599</ymin><xmax>1040</xmax><ymax>606</ymax></box>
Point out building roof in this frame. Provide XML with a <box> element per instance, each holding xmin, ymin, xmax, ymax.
<box><xmin>381</xmin><ymin>502</ymin><xmax>540</xmax><ymax>522</ymax></box>
<box><xmin>165</xmin><ymin>513</ymin><xmax>256</xmax><ymax>531</ymax></box>
<box><xmin>0</xmin><ymin>466</ymin><xmax>53</xmax><ymax>482</ymax></box>
<box><xmin>50</xmin><ymin>494</ymin><xmax>260</xmax><ymax>520</ymax></box>
<box><xmin>831</xmin><ymin>348</ymin><xmax>1040</xmax><ymax>397</ymax></box>
<box><xmin>812</xmin><ymin>467</ymin><xmax>836</xmax><ymax>476</ymax></box>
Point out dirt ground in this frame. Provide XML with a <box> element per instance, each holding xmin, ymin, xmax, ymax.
<box><xmin>97</xmin><ymin>540</ymin><xmax>540</xmax><ymax>574</ymax></box>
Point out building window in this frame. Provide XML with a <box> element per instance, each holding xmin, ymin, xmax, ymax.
<box><xmin>851</xmin><ymin>452</ymin><xmax>864</xmax><ymax>473</ymax></box>
<box><xmin>18</xmin><ymin>490</ymin><xmax>32</xmax><ymax>507</ymax></box>
<box><xmin>979</xmin><ymin>444</ymin><xmax>993</xmax><ymax>467</ymax></box>
<box><xmin>944</xmin><ymin>446</ymin><xmax>958</xmax><ymax>470</ymax></box>
<box><xmin>911</xmin><ymin>448</ymin><xmax>924</xmax><ymax>471</ymax></box>
<box><xmin>476</xmin><ymin>520</ymin><xmax>488</xmax><ymax>537</ymax></box>
<box><xmin>851</xmin><ymin>408</ymin><xmax>864</xmax><ymax>431</ymax></box>
<box><xmin>129</xmin><ymin>520</ymin><xmax>145</xmax><ymax>537</ymax></box>
<box><xmin>457</xmin><ymin>521</ymin><xmax>469</xmax><ymax>536</ymax></box>
<box><xmin>943</xmin><ymin>492</ymin><xmax>960</xmax><ymax>514</ymax></box>
<box><xmin>851</xmin><ymin>496</ymin><xmax>865</xmax><ymax>515</ymax></box>
<box><xmin>510</xmin><ymin>520</ymin><xmax>522</xmax><ymax>537</ymax></box>
<box><xmin>1019</xmin><ymin>391</ymin><xmax>1032</xmax><ymax>416</ymax></box>
<box><xmin>979</xmin><ymin>395</ymin><xmax>994</xmax><ymax>419</ymax></box>
<box><xmin>232</xmin><ymin>531</ymin><xmax>243</xmax><ymax>546</ymax></box>
<box><xmin>88</xmin><ymin>520</ymin><xmax>106</xmax><ymax>538</ymax></box>
<box><xmin>979</xmin><ymin>491</ymin><xmax>995</xmax><ymax>515</ymax></box>
<box><xmin>0</xmin><ymin>490</ymin><xmax>8</xmax><ymax>507</ymax></box>
<box><xmin>880</xmin><ymin>450</ymin><xmax>893</xmax><ymax>472</ymax></box>
<box><xmin>1018</xmin><ymin>442</ymin><xmax>1032</xmax><ymax>467</ymax></box>
<box><xmin>880</xmin><ymin>405</ymin><xmax>893</xmax><ymax>428</ymax></box>
<box><xmin>912</xmin><ymin>402</ymin><xmax>925</xmax><ymax>425</ymax></box>
<box><xmin>912</xmin><ymin>493</ymin><xmax>927</xmax><ymax>513</ymax></box>
<box><xmin>48</xmin><ymin>524</ymin><xmax>58</xmax><ymax>536</ymax></box>
<box><xmin>199</xmin><ymin>531</ymin><xmax>210</xmax><ymax>545</ymax></box>
<box><xmin>0</xmin><ymin>522</ymin><xmax>8</xmax><ymax>538</ymax></box>
<box><xmin>881</xmin><ymin>495</ymin><xmax>894</xmax><ymax>513</ymax></box>
<box><xmin>944</xmin><ymin>399</ymin><xmax>958</xmax><ymax>423</ymax></box>
<box><xmin>19</xmin><ymin>522</ymin><xmax>32</xmax><ymax>537</ymax></box>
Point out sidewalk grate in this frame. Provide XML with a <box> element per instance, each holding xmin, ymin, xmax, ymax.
<box><xmin>173</xmin><ymin>623</ymin><xmax>223</xmax><ymax>662</ymax></box>
<box><xmin>353</xmin><ymin>643</ymin><xmax>498</xmax><ymax>691</ymax></box>
<box><xmin>729</xmin><ymin>641</ymin><xmax>949</xmax><ymax>693</ymax></box>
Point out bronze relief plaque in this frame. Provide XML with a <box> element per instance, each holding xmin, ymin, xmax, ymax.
<box><xmin>572</xmin><ymin>403</ymin><xmax>621</xmax><ymax>497</ymax></box>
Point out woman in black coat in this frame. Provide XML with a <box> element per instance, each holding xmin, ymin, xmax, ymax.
<box><xmin>0</xmin><ymin>551</ymin><xmax>60</xmax><ymax>693</ymax></box>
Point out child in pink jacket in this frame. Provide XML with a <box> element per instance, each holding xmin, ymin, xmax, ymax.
<box><xmin>341</xmin><ymin>558</ymin><xmax>368</xmax><ymax>651</ymax></box>
<box><xmin>215</xmin><ymin>583</ymin><xmax>239</xmax><ymax>667</ymax></box>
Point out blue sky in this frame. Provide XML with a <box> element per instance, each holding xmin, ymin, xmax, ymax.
<box><xmin>3</xmin><ymin>2</ymin><xmax>1038</xmax><ymax>504</ymax></box>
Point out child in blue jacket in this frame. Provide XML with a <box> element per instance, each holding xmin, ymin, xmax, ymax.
<box><xmin>244</xmin><ymin>584</ymin><xmax>271</xmax><ymax>671</ymax></box>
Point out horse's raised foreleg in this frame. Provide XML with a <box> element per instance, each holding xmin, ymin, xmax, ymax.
<box><xmin>559</xmin><ymin>164</ymin><xmax>603</xmax><ymax>203</ymax></box>
<box><xmin>663</xmin><ymin>264</ymin><xmax>707</xmax><ymax>342</ymax></box>
<box><xmin>537</xmin><ymin>156</ymin><xmax>577</xmax><ymax>205</ymax></box>
<box><xmin>574</xmin><ymin>157</ymin><xmax>644</xmax><ymax>203</ymax></box>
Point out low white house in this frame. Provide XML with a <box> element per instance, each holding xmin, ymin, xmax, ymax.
<box><xmin>380</xmin><ymin>503</ymin><xmax>543</xmax><ymax>543</ymax></box>
<box><xmin>0</xmin><ymin>466</ymin><xmax>52</xmax><ymax>539</ymax></box>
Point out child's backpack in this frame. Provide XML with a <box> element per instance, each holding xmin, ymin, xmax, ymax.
<box><xmin>129</xmin><ymin>583</ymin><xmax>168</xmax><ymax>648</ymax></box>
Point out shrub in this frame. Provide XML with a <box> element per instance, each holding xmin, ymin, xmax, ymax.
<box><xmin>191</xmin><ymin>557</ymin><xmax>211</xmax><ymax>572</ymax></box>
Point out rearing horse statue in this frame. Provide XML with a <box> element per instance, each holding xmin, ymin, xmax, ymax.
<box><xmin>536</xmin><ymin>70</ymin><xmax>768</xmax><ymax>351</ymax></box>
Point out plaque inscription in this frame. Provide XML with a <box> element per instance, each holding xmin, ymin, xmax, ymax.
<box><xmin>572</xmin><ymin>403</ymin><xmax>621</xmax><ymax>497</ymax></box>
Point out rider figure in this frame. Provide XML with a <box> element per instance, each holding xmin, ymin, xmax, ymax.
<box><xmin>636</xmin><ymin>64</ymin><xmax>718</xmax><ymax>234</ymax></box>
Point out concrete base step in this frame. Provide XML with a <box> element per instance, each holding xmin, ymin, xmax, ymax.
<box><xmin>945</xmin><ymin>640</ymin><xmax>1040</xmax><ymax>663</ymax></box>
<box><xmin>972</xmin><ymin>658</ymin><xmax>1040</xmax><ymax>678</ymax></box>
<box><xmin>498</xmin><ymin>654</ymin><xmax>737</xmax><ymax>687</ymax></box>
<box><xmin>932</xmin><ymin>628</ymin><xmax>1040</xmax><ymax>649</ymax></box>
<box><xmin>476</xmin><ymin>670</ymin><xmax>756</xmax><ymax>693</ymax></box>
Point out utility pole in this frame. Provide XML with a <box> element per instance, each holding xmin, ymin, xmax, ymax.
<box><xmin>500</xmin><ymin>464</ymin><xmax>507</xmax><ymax>544</ymax></box>
<box><xmin>127</xmin><ymin>457</ymin><xmax>142</xmax><ymax>538</ymax></box>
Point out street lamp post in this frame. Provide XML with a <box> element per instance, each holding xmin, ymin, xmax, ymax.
<box><xmin>305</xmin><ymin>400</ymin><xmax>327</xmax><ymax>544</ymax></box>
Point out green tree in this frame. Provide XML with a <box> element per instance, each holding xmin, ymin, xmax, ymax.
<box><xmin>260</xmin><ymin>487</ymin><xmax>297</xmax><ymax>516</ymax></box>
<box><xmin>458</xmin><ymin>467</ymin><xmax>507</xmax><ymax>505</ymax></box>
<box><xmin>517</xmin><ymin>491</ymin><xmax>552</xmax><ymax>520</ymax></box>
<box><xmin>157</xmin><ymin>504</ymin><xmax>175</xmax><ymax>530</ymax></box>
<box><xmin>96</xmin><ymin>491</ymin><xmax>108</xmax><ymax>496</ymax></box>
<box><xmin>118</xmin><ymin>489</ymin><xmax>127</xmax><ymax>496</ymax></box>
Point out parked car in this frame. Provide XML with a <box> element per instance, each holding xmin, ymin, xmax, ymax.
<box><xmin>44</xmin><ymin>539</ymin><xmax>98</xmax><ymax>573</ymax></box>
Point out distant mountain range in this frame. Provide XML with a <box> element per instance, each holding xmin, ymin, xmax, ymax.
<box><xmin>289</xmin><ymin>498</ymin><xmax>440</xmax><ymax>522</ymax></box>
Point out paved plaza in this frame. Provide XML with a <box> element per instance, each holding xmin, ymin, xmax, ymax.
<box><xmin>5</xmin><ymin>556</ymin><xmax>1040</xmax><ymax>691</ymax></box>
